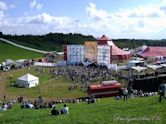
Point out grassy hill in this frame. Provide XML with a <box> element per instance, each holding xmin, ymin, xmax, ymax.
<box><xmin>0</xmin><ymin>40</ymin><xmax>43</xmax><ymax>62</ymax></box>
<box><xmin>1</xmin><ymin>67</ymin><xmax>86</xmax><ymax>99</ymax></box>
<box><xmin>0</xmin><ymin>96</ymin><xmax>165</xmax><ymax>124</ymax></box>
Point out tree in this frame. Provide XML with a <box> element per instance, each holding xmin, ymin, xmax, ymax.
<box><xmin>0</xmin><ymin>31</ymin><xmax>3</xmax><ymax>38</ymax></box>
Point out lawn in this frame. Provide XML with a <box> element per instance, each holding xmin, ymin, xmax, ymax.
<box><xmin>0</xmin><ymin>40</ymin><xmax>43</xmax><ymax>62</ymax></box>
<box><xmin>2</xmin><ymin>67</ymin><xmax>86</xmax><ymax>99</ymax></box>
<box><xmin>0</xmin><ymin>96</ymin><xmax>165</xmax><ymax>124</ymax></box>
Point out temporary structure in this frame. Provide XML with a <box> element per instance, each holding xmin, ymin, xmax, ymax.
<box><xmin>128</xmin><ymin>60</ymin><xmax>145</xmax><ymax>69</ymax></box>
<box><xmin>132</xmin><ymin>66</ymin><xmax>148</xmax><ymax>72</ymax></box>
<box><xmin>138</xmin><ymin>46</ymin><xmax>166</xmax><ymax>58</ymax></box>
<box><xmin>147</xmin><ymin>65</ymin><xmax>162</xmax><ymax>71</ymax></box>
<box><xmin>66</xmin><ymin>45</ymin><xmax>84</xmax><ymax>64</ymax></box>
<box><xmin>17</xmin><ymin>73</ymin><xmax>39</xmax><ymax>88</ymax></box>
<box><xmin>98</xmin><ymin>35</ymin><xmax>131</xmax><ymax>62</ymax></box>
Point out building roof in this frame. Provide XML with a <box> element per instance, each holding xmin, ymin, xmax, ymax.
<box><xmin>90</xmin><ymin>82</ymin><xmax>121</xmax><ymax>90</ymax></box>
<box><xmin>139</xmin><ymin>46</ymin><xmax>166</xmax><ymax>57</ymax></box>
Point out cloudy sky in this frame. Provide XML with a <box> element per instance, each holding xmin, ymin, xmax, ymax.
<box><xmin>0</xmin><ymin>0</ymin><xmax>166</xmax><ymax>39</ymax></box>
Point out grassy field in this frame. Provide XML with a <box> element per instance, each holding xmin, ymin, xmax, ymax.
<box><xmin>0</xmin><ymin>96</ymin><xmax>165</xmax><ymax>124</ymax></box>
<box><xmin>0</xmin><ymin>40</ymin><xmax>43</xmax><ymax>62</ymax></box>
<box><xmin>1</xmin><ymin>67</ymin><xmax>86</xmax><ymax>99</ymax></box>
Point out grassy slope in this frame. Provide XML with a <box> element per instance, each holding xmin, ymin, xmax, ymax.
<box><xmin>4</xmin><ymin>68</ymin><xmax>86</xmax><ymax>99</ymax></box>
<box><xmin>0</xmin><ymin>40</ymin><xmax>43</xmax><ymax>62</ymax></box>
<box><xmin>0</xmin><ymin>96</ymin><xmax>165</xmax><ymax>124</ymax></box>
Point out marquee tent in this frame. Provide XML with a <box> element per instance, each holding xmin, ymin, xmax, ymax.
<box><xmin>132</xmin><ymin>66</ymin><xmax>148</xmax><ymax>72</ymax></box>
<box><xmin>147</xmin><ymin>65</ymin><xmax>162</xmax><ymax>71</ymax></box>
<box><xmin>98</xmin><ymin>35</ymin><xmax>131</xmax><ymax>61</ymax></box>
<box><xmin>17</xmin><ymin>73</ymin><xmax>39</xmax><ymax>88</ymax></box>
<box><xmin>138</xmin><ymin>46</ymin><xmax>166</xmax><ymax>58</ymax></box>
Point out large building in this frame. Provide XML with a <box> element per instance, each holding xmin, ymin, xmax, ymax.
<box><xmin>64</xmin><ymin>35</ymin><xmax>131</xmax><ymax>65</ymax></box>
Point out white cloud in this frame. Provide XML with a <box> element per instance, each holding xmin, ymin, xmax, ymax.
<box><xmin>84</xmin><ymin>2</ymin><xmax>166</xmax><ymax>39</ymax></box>
<box><xmin>0</xmin><ymin>12</ymin><xmax>81</xmax><ymax>35</ymax></box>
<box><xmin>9</xmin><ymin>4</ymin><xmax>16</xmax><ymax>9</ymax></box>
<box><xmin>1</xmin><ymin>1</ymin><xmax>166</xmax><ymax>39</ymax></box>
<box><xmin>86</xmin><ymin>3</ymin><xmax>111</xmax><ymax>21</ymax></box>
<box><xmin>0</xmin><ymin>1</ymin><xmax>7</xmax><ymax>11</ymax></box>
<box><xmin>30</xmin><ymin>0</ymin><xmax>36</xmax><ymax>8</ymax></box>
<box><xmin>30</xmin><ymin>0</ymin><xmax>43</xmax><ymax>10</ymax></box>
<box><xmin>36</xmin><ymin>3</ymin><xmax>43</xmax><ymax>10</ymax></box>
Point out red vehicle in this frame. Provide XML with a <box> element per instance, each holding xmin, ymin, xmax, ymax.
<box><xmin>88</xmin><ymin>80</ymin><xmax>122</xmax><ymax>98</ymax></box>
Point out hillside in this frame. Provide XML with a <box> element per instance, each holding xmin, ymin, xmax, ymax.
<box><xmin>3</xmin><ymin>33</ymin><xmax>96</xmax><ymax>51</ymax></box>
<box><xmin>0</xmin><ymin>40</ymin><xmax>43</xmax><ymax>62</ymax></box>
<box><xmin>0</xmin><ymin>67</ymin><xmax>86</xmax><ymax>99</ymax></box>
<box><xmin>0</xmin><ymin>96</ymin><xmax>165</xmax><ymax>124</ymax></box>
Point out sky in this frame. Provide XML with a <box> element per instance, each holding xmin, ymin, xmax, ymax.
<box><xmin>0</xmin><ymin>0</ymin><xmax>166</xmax><ymax>39</ymax></box>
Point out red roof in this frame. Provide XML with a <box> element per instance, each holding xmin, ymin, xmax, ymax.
<box><xmin>107</xmin><ymin>41</ymin><xmax>131</xmax><ymax>56</ymax></box>
<box><xmin>97</xmin><ymin>35</ymin><xmax>131</xmax><ymax>56</ymax></box>
<box><xmin>90</xmin><ymin>83</ymin><xmax>121</xmax><ymax>90</ymax></box>
<box><xmin>139</xmin><ymin>46</ymin><xmax>166</xmax><ymax>57</ymax></box>
<box><xmin>97</xmin><ymin>35</ymin><xmax>112</xmax><ymax>41</ymax></box>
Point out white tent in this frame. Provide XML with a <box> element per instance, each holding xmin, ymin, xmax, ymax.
<box><xmin>161</xmin><ymin>64</ymin><xmax>166</xmax><ymax>68</ymax></box>
<box><xmin>147</xmin><ymin>64</ymin><xmax>162</xmax><ymax>71</ymax></box>
<box><xmin>17</xmin><ymin>74</ymin><xmax>39</xmax><ymax>88</ymax></box>
<box><xmin>132</xmin><ymin>66</ymin><xmax>148</xmax><ymax>72</ymax></box>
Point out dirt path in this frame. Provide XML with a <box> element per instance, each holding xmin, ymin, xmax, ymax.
<box><xmin>0</xmin><ymin>72</ymin><xmax>6</xmax><ymax>100</ymax></box>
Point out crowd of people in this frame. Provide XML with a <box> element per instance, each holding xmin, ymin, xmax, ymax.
<box><xmin>0</xmin><ymin>99</ymin><xmax>16</xmax><ymax>112</ymax></box>
<box><xmin>53</xmin><ymin>66</ymin><xmax>116</xmax><ymax>84</ymax></box>
<box><xmin>115</xmin><ymin>88</ymin><xmax>159</xmax><ymax>101</ymax></box>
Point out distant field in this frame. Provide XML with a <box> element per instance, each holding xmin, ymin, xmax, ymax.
<box><xmin>1</xmin><ymin>67</ymin><xmax>86</xmax><ymax>99</ymax></box>
<box><xmin>0</xmin><ymin>40</ymin><xmax>43</xmax><ymax>62</ymax></box>
<box><xmin>0</xmin><ymin>96</ymin><xmax>165</xmax><ymax>124</ymax></box>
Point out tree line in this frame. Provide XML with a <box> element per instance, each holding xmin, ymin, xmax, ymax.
<box><xmin>0</xmin><ymin>32</ymin><xmax>166</xmax><ymax>51</ymax></box>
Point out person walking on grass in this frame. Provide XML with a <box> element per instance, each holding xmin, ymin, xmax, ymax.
<box><xmin>159</xmin><ymin>81</ymin><xmax>166</xmax><ymax>102</ymax></box>
<box><xmin>123</xmin><ymin>88</ymin><xmax>128</xmax><ymax>101</ymax></box>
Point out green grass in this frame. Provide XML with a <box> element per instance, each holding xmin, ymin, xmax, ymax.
<box><xmin>4</xmin><ymin>68</ymin><xmax>86</xmax><ymax>99</ymax></box>
<box><xmin>0</xmin><ymin>96</ymin><xmax>165</xmax><ymax>124</ymax></box>
<box><xmin>1</xmin><ymin>67</ymin><xmax>165</xmax><ymax>124</ymax></box>
<box><xmin>0</xmin><ymin>40</ymin><xmax>43</xmax><ymax>62</ymax></box>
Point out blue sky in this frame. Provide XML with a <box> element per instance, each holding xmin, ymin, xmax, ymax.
<box><xmin>0</xmin><ymin>0</ymin><xmax>166</xmax><ymax>39</ymax></box>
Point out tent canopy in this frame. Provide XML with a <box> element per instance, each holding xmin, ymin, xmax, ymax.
<box><xmin>146</xmin><ymin>65</ymin><xmax>162</xmax><ymax>71</ymax></box>
<box><xmin>139</xmin><ymin>46</ymin><xmax>166</xmax><ymax>57</ymax></box>
<box><xmin>132</xmin><ymin>66</ymin><xmax>148</xmax><ymax>72</ymax></box>
<box><xmin>107</xmin><ymin>41</ymin><xmax>131</xmax><ymax>56</ymax></box>
<box><xmin>161</xmin><ymin>64</ymin><xmax>166</xmax><ymax>67</ymax></box>
<box><xmin>18</xmin><ymin>73</ymin><xmax>39</xmax><ymax>81</ymax></box>
<box><xmin>17</xmin><ymin>73</ymin><xmax>39</xmax><ymax>88</ymax></box>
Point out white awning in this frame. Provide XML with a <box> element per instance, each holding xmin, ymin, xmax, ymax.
<box><xmin>147</xmin><ymin>65</ymin><xmax>162</xmax><ymax>71</ymax></box>
<box><xmin>161</xmin><ymin>64</ymin><xmax>166</xmax><ymax>67</ymax></box>
<box><xmin>132</xmin><ymin>66</ymin><xmax>148</xmax><ymax>72</ymax></box>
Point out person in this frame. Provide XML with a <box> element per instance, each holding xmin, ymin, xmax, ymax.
<box><xmin>159</xmin><ymin>81</ymin><xmax>166</xmax><ymax>102</ymax></box>
<box><xmin>123</xmin><ymin>88</ymin><xmax>128</xmax><ymax>101</ymax></box>
<box><xmin>61</xmin><ymin>104</ymin><xmax>69</xmax><ymax>114</ymax></box>
<box><xmin>51</xmin><ymin>107</ymin><xmax>59</xmax><ymax>115</ymax></box>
